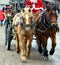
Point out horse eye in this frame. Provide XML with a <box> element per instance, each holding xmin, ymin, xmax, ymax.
<box><xmin>29</xmin><ymin>9</ymin><xmax>31</xmax><ymax>12</ymax></box>
<box><xmin>22</xmin><ymin>8</ymin><xmax>25</xmax><ymax>13</ymax></box>
<box><xmin>30</xmin><ymin>17</ymin><xmax>32</xmax><ymax>19</ymax></box>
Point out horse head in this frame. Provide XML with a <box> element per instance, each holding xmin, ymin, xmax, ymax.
<box><xmin>21</xmin><ymin>7</ymin><xmax>34</xmax><ymax>31</ymax></box>
<box><xmin>45</xmin><ymin>8</ymin><xmax>58</xmax><ymax>28</ymax></box>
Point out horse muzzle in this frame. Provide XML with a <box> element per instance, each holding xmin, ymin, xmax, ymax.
<box><xmin>25</xmin><ymin>27</ymin><xmax>31</xmax><ymax>31</ymax></box>
<box><xmin>50</xmin><ymin>22</ymin><xmax>58</xmax><ymax>29</ymax></box>
<box><xmin>24</xmin><ymin>24</ymin><xmax>33</xmax><ymax>31</ymax></box>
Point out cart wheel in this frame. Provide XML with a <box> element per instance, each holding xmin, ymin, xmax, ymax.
<box><xmin>6</xmin><ymin>27</ymin><xmax>13</xmax><ymax>50</ymax></box>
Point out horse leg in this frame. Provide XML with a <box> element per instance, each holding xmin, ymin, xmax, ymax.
<box><xmin>27</xmin><ymin>36</ymin><xmax>33</xmax><ymax>58</ymax></box>
<box><xmin>35</xmin><ymin>34</ymin><xmax>42</xmax><ymax>54</ymax></box>
<box><xmin>15</xmin><ymin>33</ymin><xmax>20</xmax><ymax>53</ymax></box>
<box><xmin>50</xmin><ymin>35</ymin><xmax>56</xmax><ymax>55</ymax></box>
<box><xmin>19</xmin><ymin>36</ymin><xmax>27</xmax><ymax>62</ymax></box>
<box><xmin>42</xmin><ymin>37</ymin><xmax>48</xmax><ymax>60</ymax></box>
<box><xmin>38</xmin><ymin>41</ymin><xmax>43</xmax><ymax>54</ymax></box>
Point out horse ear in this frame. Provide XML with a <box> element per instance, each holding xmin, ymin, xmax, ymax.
<box><xmin>28</xmin><ymin>9</ymin><xmax>31</xmax><ymax>12</ymax></box>
<box><xmin>22</xmin><ymin>8</ymin><xmax>25</xmax><ymax>13</ymax></box>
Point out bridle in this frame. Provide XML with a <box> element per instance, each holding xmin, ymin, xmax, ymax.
<box><xmin>35</xmin><ymin>10</ymin><xmax>58</xmax><ymax>33</ymax></box>
<box><xmin>14</xmin><ymin>13</ymin><xmax>35</xmax><ymax>31</ymax></box>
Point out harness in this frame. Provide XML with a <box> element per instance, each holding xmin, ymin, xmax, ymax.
<box><xmin>35</xmin><ymin>11</ymin><xmax>58</xmax><ymax>33</ymax></box>
<box><xmin>13</xmin><ymin>13</ymin><xmax>35</xmax><ymax>31</ymax></box>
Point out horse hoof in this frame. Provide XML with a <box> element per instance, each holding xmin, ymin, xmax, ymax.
<box><xmin>16</xmin><ymin>51</ymin><xmax>20</xmax><ymax>53</ymax></box>
<box><xmin>16</xmin><ymin>49</ymin><xmax>20</xmax><ymax>53</ymax></box>
<box><xmin>43</xmin><ymin>50</ymin><xmax>48</xmax><ymax>57</ymax></box>
<box><xmin>38</xmin><ymin>47</ymin><xmax>42</xmax><ymax>54</ymax></box>
<box><xmin>44</xmin><ymin>56</ymin><xmax>48</xmax><ymax>61</ymax></box>
<box><xmin>50</xmin><ymin>48</ymin><xmax>55</xmax><ymax>55</ymax></box>
<box><xmin>20</xmin><ymin>56</ymin><xmax>27</xmax><ymax>62</ymax></box>
<box><xmin>27</xmin><ymin>56</ymin><xmax>31</xmax><ymax>59</ymax></box>
<box><xmin>26</xmin><ymin>54</ymin><xmax>30</xmax><ymax>59</ymax></box>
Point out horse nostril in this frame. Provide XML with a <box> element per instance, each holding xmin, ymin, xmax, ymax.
<box><xmin>52</xmin><ymin>24</ymin><xmax>55</xmax><ymax>26</ymax></box>
<box><xmin>25</xmin><ymin>27</ymin><xmax>30</xmax><ymax>31</ymax></box>
<box><xmin>21</xmin><ymin>22</ymin><xmax>24</xmax><ymax>26</ymax></box>
<box><xmin>52</xmin><ymin>24</ymin><xmax>57</xmax><ymax>27</ymax></box>
<box><xmin>53</xmin><ymin>24</ymin><xmax>54</xmax><ymax>26</ymax></box>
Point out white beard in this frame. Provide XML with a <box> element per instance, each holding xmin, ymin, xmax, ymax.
<box><xmin>30</xmin><ymin>0</ymin><xmax>37</xmax><ymax>3</ymax></box>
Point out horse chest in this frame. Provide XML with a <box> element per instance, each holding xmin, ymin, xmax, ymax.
<box><xmin>20</xmin><ymin>29</ymin><xmax>34</xmax><ymax>37</ymax></box>
<box><xmin>46</xmin><ymin>29</ymin><xmax>56</xmax><ymax>37</ymax></box>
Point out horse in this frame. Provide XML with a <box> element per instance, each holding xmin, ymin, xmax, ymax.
<box><xmin>13</xmin><ymin>7</ymin><xmax>35</xmax><ymax>62</ymax></box>
<box><xmin>35</xmin><ymin>6</ymin><xmax>59</xmax><ymax>60</ymax></box>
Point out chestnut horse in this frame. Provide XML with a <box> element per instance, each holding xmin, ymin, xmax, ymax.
<box><xmin>13</xmin><ymin>7</ymin><xmax>35</xmax><ymax>62</ymax></box>
<box><xmin>35</xmin><ymin>8</ymin><xmax>59</xmax><ymax>60</ymax></box>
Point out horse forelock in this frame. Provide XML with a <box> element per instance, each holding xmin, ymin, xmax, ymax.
<box><xmin>21</xmin><ymin>7</ymin><xmax>33</xmax><ymax>16</ymax></box>
<box><xmin>21</xmin><ymin>7</ymin><xmax>34</xmax><ymax>25</ymax></box>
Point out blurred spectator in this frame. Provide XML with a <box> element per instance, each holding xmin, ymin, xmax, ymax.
<box><xmin>2</xmin><ymin>6</ymin><xmax>6</xmax><ymax>12</ymax></box>
<box><xmin>55</xmin><ymin>0</ymin><xmax>60</xmax><ymax>13</ymax></box>
<box><xmin>3</xmin><ymin>5</ymin><xmax>12</xmax><ymax>25</ymax></box>
<box><xmin>0</xmin><ymin>10</ymin><xmax>5</xmax><ymax>26</ymax></box>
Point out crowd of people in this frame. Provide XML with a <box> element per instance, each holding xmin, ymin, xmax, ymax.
<box><xmin>0</xmin><ymin>5</ymin><xmax>12</xmax><ymax>26</ymax></box>
<box><xmin>0</xmin><ymin>0</ymin><xmax>60</xmax><ymax>26</ymax></box>
<box><xmin>0</xmin><ymin>9</ymin><xmax>5</xmax><ymax>26</ymax></box>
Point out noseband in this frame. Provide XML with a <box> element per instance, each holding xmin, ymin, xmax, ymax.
<box><xmin>20</xmin><ymin>20</ymin><xmax>35</xmax><ymax>30</ymax></box>
<box><xmin>16</xmin><ymin>14</ymin><xmax>35</xmax><ymax>31</ymax></box>
<box><xmin>35</xmin><ymin>10</ymin><xmax>58</xmax><ymax>33</ymax></box>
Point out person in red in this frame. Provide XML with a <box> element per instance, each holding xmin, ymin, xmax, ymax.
<box><xmin>26</xmin><ymin>0</ymin><xmax>44</xmax><ymax>21</ymax></box>
<box><xmin>0</xmin><ymin>10</ymin><xmax>5</xmax><ymax>26</ymax></box>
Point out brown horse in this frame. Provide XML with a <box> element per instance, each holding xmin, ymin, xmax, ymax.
<box><xmin>13</xmin><ymin>7</ymin><xmax>35</xmax><ymax>62</ymax></box>
<box><xmin>35</xmin><ymin>7</ymin><xmax>59</xmax><ymax>60</ymax></box>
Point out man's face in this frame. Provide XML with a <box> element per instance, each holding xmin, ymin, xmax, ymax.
<box><xmin>30</xmin><ymin>0</ymin><xmax>37</xmax><ymax>3</ymax></box>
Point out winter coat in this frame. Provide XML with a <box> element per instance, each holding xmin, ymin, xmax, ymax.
<box><xmin>0</xmin><ymin>10</ymin><xmax>5</xmax><ymax>21</ymax></box>
<box><xmin>26</xmin><ymin>0</ymin><xmax>44</xmax><ymax>13</ymax></box>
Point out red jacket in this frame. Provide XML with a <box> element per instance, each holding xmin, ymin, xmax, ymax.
<box><xmin>26</xmin><ymin>0</ymin><xmax>44</xmax><ymax>13</ymax></box>
<box><xmin>0</xmin><ymin>10</ymin><xmax>5</xmax><ymax>21</ymax></box>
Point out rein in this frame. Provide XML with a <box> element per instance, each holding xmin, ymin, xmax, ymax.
<box><xmin>19</xmin><ymin>21</ymin><xmax>35</xmax><ymax>29</ymax></box>
<box><xmin>36</xmin><ymin>12</ymin><xmax>58</xmax><ymax>33</ymax></box>
<box><xmin>36</xmin><ymin>22</ymin><xmax>52</xmax><ymax>33</ymax></box>
<box><xmin>36</xmin><ymin>20</ymin><xmax>58</xmax><ymax>33</ymax></box>
<box><xmin>14</xmin><ymin>15</ymin><xmax>35</xmax><ymax>30</ymax></box>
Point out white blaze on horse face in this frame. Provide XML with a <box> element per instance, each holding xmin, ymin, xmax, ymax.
<box><xmin>30</xmin><ymin>0</ymin><xmax>37</xmax><ymax>3</ymax></box>
<box><xmin>25</xmin><ymin>14</ymin><xmax>29</xmax><ymax>24</ymax></box>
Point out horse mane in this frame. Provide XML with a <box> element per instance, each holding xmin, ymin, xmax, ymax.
<box><xmin>13</xmin><ymin>13</ymin><xmax>23</xmax><ymax>26</ymax></box>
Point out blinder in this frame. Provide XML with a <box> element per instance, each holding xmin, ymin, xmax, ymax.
<box><xmin>18</xmin><ymin>15</ymin><xmax>35</xmax><ymax>31</ymax></box>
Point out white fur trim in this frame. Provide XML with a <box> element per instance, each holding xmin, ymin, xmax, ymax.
<box><xmin>31</xmin><ymin>7</ymin><xmax>43</xmax><ymax>11</ymax></box>
<box><xmin>35</xmin><ymin>7</ymin><xmax>43</xmax><ymax>10</ymax></box>
<box><xmin>30</xmin><ymin>0</ymin><xmax>37</xmax><ymax>3</ymax></box>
